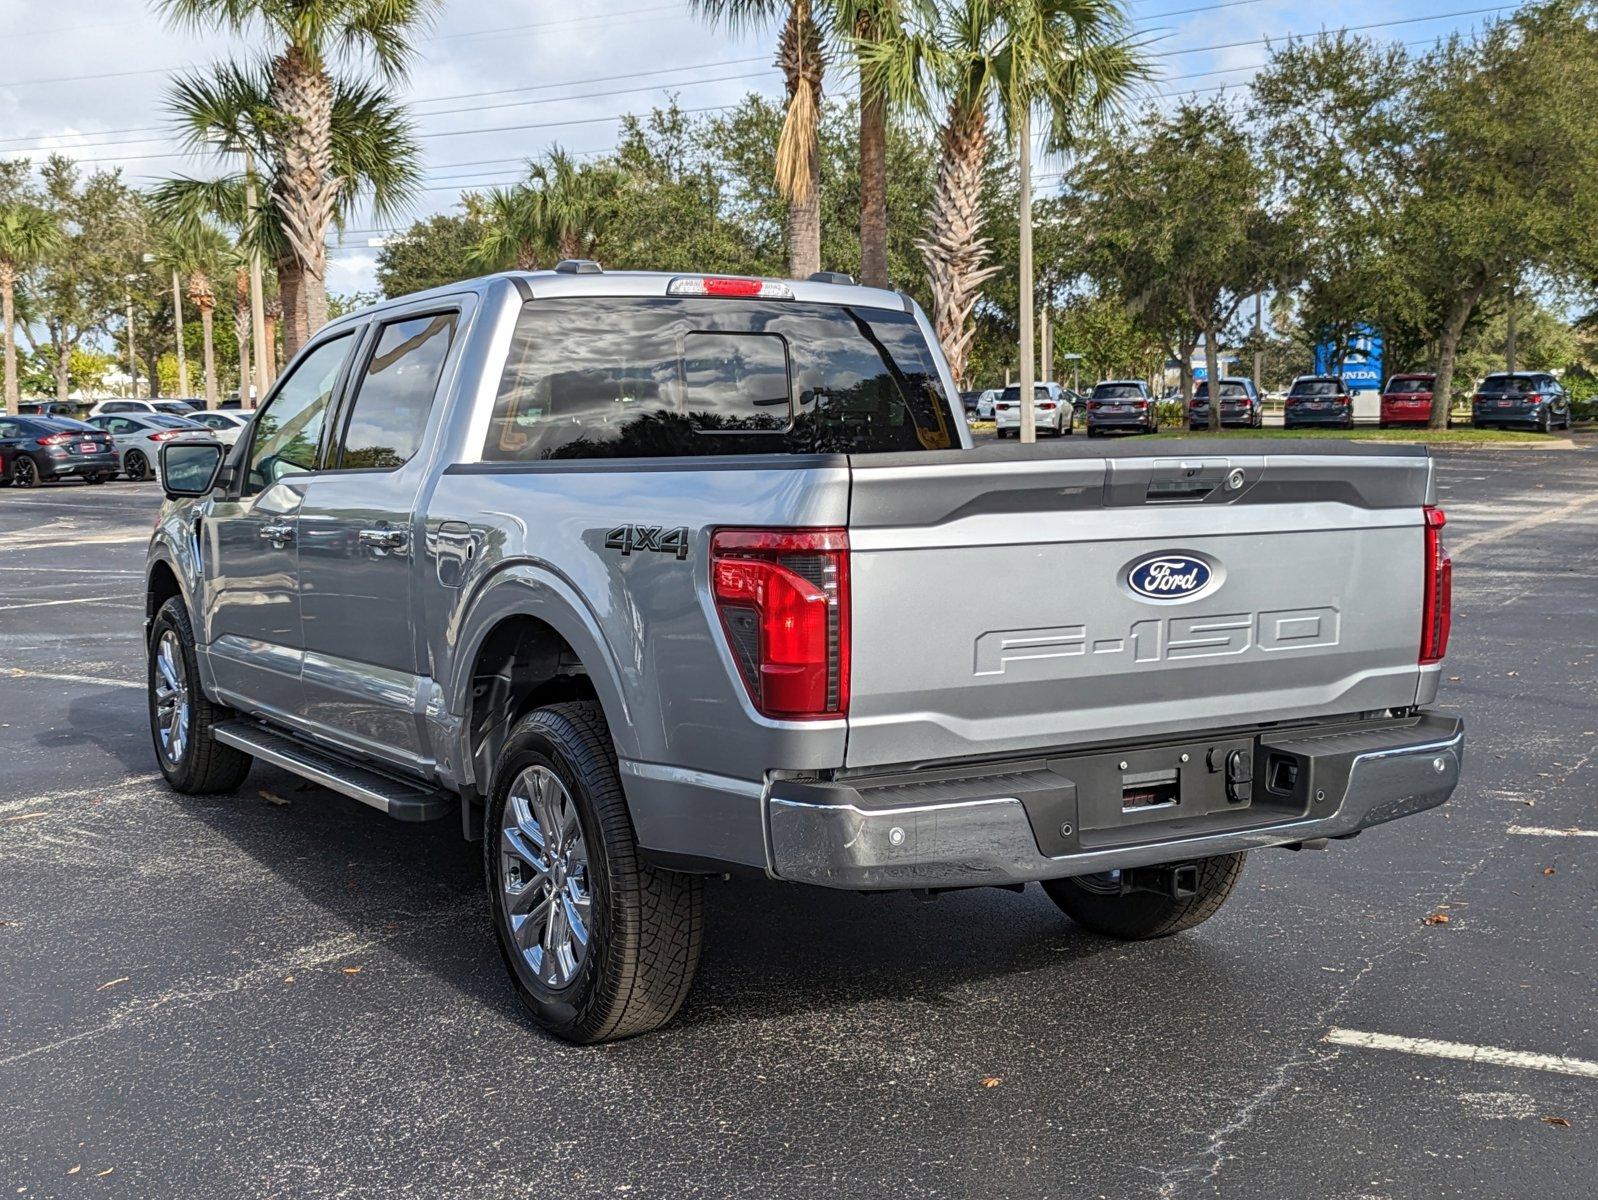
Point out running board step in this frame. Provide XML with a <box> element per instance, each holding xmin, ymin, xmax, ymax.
<box><xmin>213</xmin><ymin>721</ymin><xmax>455</xmax><ymax>822</ymax></box>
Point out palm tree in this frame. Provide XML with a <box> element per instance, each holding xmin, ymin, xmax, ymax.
<box><xmin>162</xmin><ymin>60</ymin><xmax>419</xmax><ymax>358</ymax></box>
<box><xmin>865</xmin><ymin>0</ymin><xmax>1144</xmax><ymax>386</ymax></box>
<box><xmin>233</xmin><ymin>265</ymin><xmax>252</xmax><ymax>397</ymax></box>
<box><xmin>0</xmin><ymin>203</ymin><xmax>62</xmax><ymax>409</ymax></box>
<box><xmin>531</xmin><ymin>149</ymin><xmax>618</xmax><ymax>261</ymax></box>
<box><xmin>163</xmin><ymin>221</ymin><xmax>231</xmax><ymax>408</ymax></box>
<box><xmin>842</xmin><ymin>0</ymin><xmax>904</xmax><ymax>289</ymax></box>
<box><xmin>157</xmin><ymin>0</ymin><xmax>437</xmax><ymax>342</ymax></box>
<box><xmin>693</xmin><ymin>0</ymin><xmax>827</xmax><ymax>278</ymax></box>
<box><xmin>472</xmin><ymin>185</ymin><xmax>548</xmax><ymax>272</ymax></box>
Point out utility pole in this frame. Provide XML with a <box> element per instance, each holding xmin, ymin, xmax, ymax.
<box><xmin>1253</xmin><ymin>292</ymin><xmax>1263</xmax><ymax>392</ymax></box>
<box><xmin>1040</xmin><ymin>305</ymin><xmax>1052</xmax><ymax>383</ymax></box>
<box><xmin>242</xmin><ymin>145</ymin><xmax>271</xmax><ymax>406</ymax></box>
<box><xmin>1505</xmin><ymin>278</ymin><xmax>1517</xmax><ymax>377</ymax></box>
<box><xmin>125</xmin><ymin>292</ymin><xmax>137</xmax><ymax>399</ymax></box>
<box><xmin>1017</xmin><ymin>108</ymin><xmax>1035</xmax><ymax>443</ymax></box>
<box><xmin>172</xmin><ymin>270</ymin><xmax>189</xmax><ymax>397</ymax></box>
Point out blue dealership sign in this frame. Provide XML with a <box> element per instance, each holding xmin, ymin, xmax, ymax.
<box><xmin>1316</xmin><ymin>325</ymin><xmax>1383</xmax><ymax>392</ymax></box>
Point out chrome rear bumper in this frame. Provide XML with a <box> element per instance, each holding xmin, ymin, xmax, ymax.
<box><xmin>766</xmin><ymin>715</ymin><xmax>1463</xmax><ymax>890</ymax></box>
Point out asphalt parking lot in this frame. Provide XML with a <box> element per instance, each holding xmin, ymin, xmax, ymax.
<box><xmin>2</xmin><ymin>444</ymin><xmax>1595</xmax><ymax>1199</ymax></box>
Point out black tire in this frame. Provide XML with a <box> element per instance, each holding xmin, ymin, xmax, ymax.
<box><xmin>148</xmin><ymin>596</ymin><xmax>252</xmax><ymax>794</ymax></box>
<box><xmin>12</xmin><ymin>454</ymin><xmax>41</xmax><ymax>488</ymax></box>
<box><xmin>125</xmin><ymin>449</ymin><xmax>151</xmax><ymax>481</ymax></box>
<box><xmin>1042</xmin><ymin>853</ymin><xmax>1246</xmax><ymax>940</ymax></box>
<box><xmin>86</xmin><ymin>473</ymin><xmax>109</xmax><ymax>485</ymax></box>
<box><xmin>1538</xmin><ymin>408</ymin><xmax>1551</xmax><ymax>434</ymax></box>
<box><xmin>486</xmin><ymin>701</ymin><xmax>703</xmax><ymax>1043</ymax></box>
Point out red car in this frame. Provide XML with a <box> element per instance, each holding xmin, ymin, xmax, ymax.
<box><xmin>1380</xmin><ymin>374</ymin><xmax>1436</xmax><ymax>428</ymax></box>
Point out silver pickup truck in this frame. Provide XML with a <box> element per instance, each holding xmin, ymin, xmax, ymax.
<box><xmin>146</xmin><ymin>266</ymin><xmax>1463</xmax><ymax>1043</ymax></box>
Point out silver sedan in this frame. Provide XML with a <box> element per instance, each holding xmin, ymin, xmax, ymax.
<box><xmin>85</xmin><ymin>413</ymin><xmax>214</xmax><ymax>481</ymax></box>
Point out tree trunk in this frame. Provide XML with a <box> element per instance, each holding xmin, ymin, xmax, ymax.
<box><xmin>1176</xmin><ymin>332</ymin><xmax>1197</xmax><ymax>405</ymax></box>
<box><xmin>278</xmin><ymin>254</ymin><xmax>307</xmax><ymax>362</ymax></box>
<box><xmin>777</xmin><ymin>0</ymin><xmax>823</xmax><ymax>279</ymax></box>
<box><xmin>270</xmin><ymin>45</ymin><xmax>340</xmax><ymax>344</ymax></box>
<box><xmin>856</xmin><ymin>13</ymin><xmax>890</xmax><ymax>290</ymax></box>
<box><xmin>54</xmin><ymin>338</ymin><xmax>70</xmax><ymax>404</ymax></box>
<box><xmin>264</xmin><ymin>298</ymin><xmax>281</xmax><ymax>389</ymax></box>
<box><xmin>147</xmin><ymin>357</ymin><xmax>161</xmax><ymax>399</ymax></box>
<box><xmin>1431</xmin><ymin>279</ymin><xmax>1486</xmax><ymax>430</ymax></box>
<box><xmin>235</xmin><ymin>268</ymin><xmax>252</xmax><ymax>404</ymax></box>
<box><xmin>918</xmin><ymin>99</ymin><xmax>1000</xmax><ymax>388</ymax></box>
<box><xmin>0</xmin><ymin>268</ymin><xmax>17</xmax><ymax>410</ymax></box>
<box><xmin>1203</xmin><ymin>325</ymin><xmax>1222</xmax><ymax>432</ymax></box>
<box><xmin>199</xmin><ymin>305</ymin><xmax>217</xmax><ymax>409</ymax></box>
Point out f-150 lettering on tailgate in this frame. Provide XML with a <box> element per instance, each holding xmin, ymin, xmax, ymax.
<box><xmin>973</xmin><ymin>607</ymin><xmax>1341</xmax><ymax>677</ymax></box>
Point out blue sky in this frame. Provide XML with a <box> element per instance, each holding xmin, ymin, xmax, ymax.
<box><xmin>0</xmin><ymin>0</ymin><xmax>1521</xmax><ymax>293</ymax></box>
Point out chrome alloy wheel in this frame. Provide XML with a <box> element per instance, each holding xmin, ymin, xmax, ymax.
<box><xmin>153</xmin><ymin>629</ymin><xmax>191</xmax><ymax>765</ymax></box>
<box><xmin>500</xmin><ymin>765</ymin><xmax>591</xmax><ymax>989</ymax></box>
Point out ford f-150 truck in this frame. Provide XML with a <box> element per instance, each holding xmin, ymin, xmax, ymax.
<box><xmin>145</xmin><ymin>265</ymin><xmax>1463</xmax><ymax>1043</ymax></box>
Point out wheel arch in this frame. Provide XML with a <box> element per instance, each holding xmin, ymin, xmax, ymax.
<box><xmin>448</xmin><ymin>564</ymin><xmax>639</xmax><ymax>801</ymax></box>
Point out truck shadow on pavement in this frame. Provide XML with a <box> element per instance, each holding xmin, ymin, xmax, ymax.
<box><xmin>151</xmin><ymin>757</ymin><xmax>1169</xmax><ymax>1037</ymax></box>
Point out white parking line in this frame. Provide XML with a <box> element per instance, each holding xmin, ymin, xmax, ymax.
<box><xmin>1324</xmin><ymin>1028</ymin><xmax>1598</xmax><ymax>1079</ymax></box>
<box><xmin>1507</xmin><ymin>825</ymin><xmax>1598</xmax><ymax>838</ymax></box>
<box><xmin>0</xmin><ymin>594</ymin><xmax>131</xmax><ymax>612</ymax></box>
<box><xmin>4</xmin><ymin>668</ymin><xmax>140</xmax><ymax>690</ymax></box>
<box><xmin>1450</xmin><ymin>493</ymin><xmax>1598</xmax><ymax>556</ymax></box>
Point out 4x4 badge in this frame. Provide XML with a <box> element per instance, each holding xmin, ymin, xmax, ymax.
<box><xmin>605</xmin><ymin>524</ymin><xmax>690</xmax><ymax>560</ymax></box>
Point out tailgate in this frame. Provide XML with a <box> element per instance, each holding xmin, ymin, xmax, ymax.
<box><xmin>844</xmin><ymin>445</ymin><xmax>1435</xmax><ymax>770</ymax></box>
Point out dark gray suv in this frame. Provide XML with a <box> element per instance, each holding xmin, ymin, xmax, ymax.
<box><xmin>1472</xmin><ymin>372</ymin><xmax>1573</xmax><ymax>432</ymax></box>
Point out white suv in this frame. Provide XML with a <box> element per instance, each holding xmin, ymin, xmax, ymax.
<box><xmin>88</xmin><ymin>398</ymin><xmax>201</xmax><ymax>419</ymax></box>
<box><xmin>993</xmin><ymin>382</ymin><xmax>1072</xmax><ymax>437</ymax></box>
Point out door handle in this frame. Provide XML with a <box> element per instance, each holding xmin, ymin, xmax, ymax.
<box><xmin>358</xmin><ymin>526</ymin><xmax>410</xmax><ymax>556</ymax></box>
<box><xmin>258</xmin><ymin>520</ymin><xmax>295</xmax><ymax>547</ymax></box>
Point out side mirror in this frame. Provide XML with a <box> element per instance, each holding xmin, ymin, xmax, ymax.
<box><xmin>161</xmin><ymin>440</ymin><xmax>225</xmax><ymax>500</ymax></box>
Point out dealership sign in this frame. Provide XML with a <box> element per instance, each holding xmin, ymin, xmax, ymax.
<box><xmin>1316</xmin><ymin>325</ymin><xmax>1383</xmax><ymax>392</ymax></box>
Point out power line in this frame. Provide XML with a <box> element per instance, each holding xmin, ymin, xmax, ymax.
<box><xmin>1148</xmin><ymin>2</ymin><xmax>1516</xmax><ymax>57</ymax></box>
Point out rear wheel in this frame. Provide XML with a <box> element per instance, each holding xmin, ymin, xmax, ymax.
<box><xmin>486</xmin><ymin>701</ymin><xmax>703</xmax><ymax>1043</ymax></box>
<box><xmin>86</xmin><ymin>472</ymin><xmax>109</xmax><ymax>485</ymax></box>
<box><xmin>125</xmin><ymin>449</ymin><xmax>151</xmax><ymax>481</ymax></box>
<box><xmin>148</xmin><ymin>596</ymin><xmax>252</xmax><ymax>794</ymax></box>
<box><xmin>13</xmin><ymin>454</ymin><xmax>40</xmax><ymax>488</ymax></box>
<box><xmin>1538</xmin><ymin>408</ymin><xmax>1551</xmax><ymax>434</ymax></box>
<box><xmin>1043</xmin><ymin>853</ymin><xmax>1245</xmax><ymax>939</ymax></box>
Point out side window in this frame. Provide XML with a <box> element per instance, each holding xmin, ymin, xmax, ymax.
<box><xmin>108</xmin><ymin>418</ymin><xmax>139</xmax><ymax>436</ymax></box>
<box><xmin>244</xmin><ymin>333</ymin><xmax>354</xmax><ymax>496</ymax></box>
<box><xmin>0</xmin><ymin>419</ymin><xmax>19</xmax><ymax>437</ymax></box>
<box><xmin>335</xmin><ymin>312</ymin><xmax>458</xmax><ymax>470</ymax></box>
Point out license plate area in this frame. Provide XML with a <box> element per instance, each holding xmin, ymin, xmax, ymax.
<box><xmin>1021</xmin><ymin>733</ymin><xmax>1314</xmax><ymax>856</ymax></box>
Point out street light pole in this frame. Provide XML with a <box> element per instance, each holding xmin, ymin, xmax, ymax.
<box><xmin>1018</xmin><ymin>107</ymin><xmax>1035</xmax><ymax>444</ymax></box>
<box><xmin>125</xmin><ymin>292</ymin><xmax>137</xmax><ymax>399</ymax></box>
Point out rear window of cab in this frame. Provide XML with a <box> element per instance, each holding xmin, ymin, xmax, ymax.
<box><xmin>483</xmin><ymin>298</ymin><xmax>957</xmax><ymax>460</ymax></box>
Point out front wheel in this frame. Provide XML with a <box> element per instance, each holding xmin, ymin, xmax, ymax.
<box><xmin>1042</xmin><ymin>853</ymin><xmax>1245</xmax><ymax>939</ymax></box>
<box><xmin>487</xmin><ymin>702</ymin><xmax>703</xmax><ymax>1043</ymax></box>
<box><xmin>148</xmin><ymin>597</ymin><xmax>253</xmax><ymax>794</ymax></box>
<box><xmin>125</xmin><ymin>449</ymin><xmax>151</xmax><ymax>481</ymax></box>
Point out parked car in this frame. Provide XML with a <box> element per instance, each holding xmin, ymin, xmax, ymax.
<box><xmin>88</xmin><ymin>398</ymin><xmax>200</xmax><ymax>419</ymax></box>
<box><xmin>85</xmin><ymin>412</ymin><xmax>212</xmax><ymax>480</ymax></box>
<box><xmin>1188</xmin><ymin>378</ymin><xmax>1263</xmax><ymax>430</ymax></box>
<box><xmin>1084</xmin><ymin>380</ymin><xmax>1156</xmax><ymax>435</ymax></box>
<box><xmin>146</xmin><ymin>267</ymin><xmax>1462</xmax><ymax>1044</ymax></box>
<box><xmin>1283</xmin><ymin>376</ymin><xmax>1355</xmax><ymax>429</ymax></box>
<box><xmin>15</xmin><ymin>400</ymin><xmax>85</xmax><ymax>419</ymax></box>
<box><xmin>0</xmin><ymin>415</ymin><xmax>118</xmax><ymax>487</ymax></box>
<box><xmin>1379</xmin><ymin>374</ymin><xmax>1436</xmax><ymax>428</ymax></box>
<box><xmin>972</xmin><ymin>387</ymin><xmax>999</xmax><ymax>420</ymax></box>
<box><xmin>993</xmin><ymin>381</ymin><xmax>1072</xmax><ymax>436</ymax></box>
<box><xmin>1471</xmin><ymin>372</ymin><xmax>1574</xmax><ymax>432</ymax></box>
<box><xmin>184</xmin><ymin>409</ymin><xmax>252</xmax><ymax>446</ymax></box>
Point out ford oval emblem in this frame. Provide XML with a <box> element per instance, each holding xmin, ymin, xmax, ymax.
<box><xmin>1127</xmin><ymin>554</ymin><xmax>1214</xmax><ymax>600</ymax></box>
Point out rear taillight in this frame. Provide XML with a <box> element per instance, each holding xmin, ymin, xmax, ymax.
<box><xmin>710</xmin><ymin>528</ymin><xmax>849</xmax><ymax>719</ymax></box>
<box><xmin>36</xmin><ymin>433</ymin><xmax>72</xmax><ymax>446</ymax></box>
<box><xmin>1420</xmin><ymin>506</ymin><xmax>1452</xmax><ymax>664</ymax></box>
<box><xmin>1087</xmin><ymin>401</ymin><xmax>1101</xmax><ymax>411</ymax></box>
<box><xmin>148</xmin><ymin>430</ymin><xmax>184</xmax><ymax>442</ymax></box>
<box><xmin>1039</xmin><ymin>402</ymin><xmax>1057</xmax><ymax>411</ymax></box>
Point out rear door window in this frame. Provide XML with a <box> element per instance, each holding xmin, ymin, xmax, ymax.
<box><xmin>334</xmin><ymin>312</ymin><xmax>458</xmax><ymax>470</ymax></box>
<box><xmin>484</xmin><ymin>298</ymin><xmax>955</xmax><ymax>460</ymax></box>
